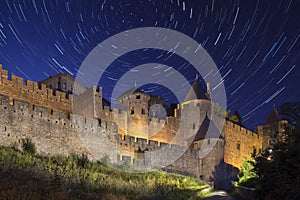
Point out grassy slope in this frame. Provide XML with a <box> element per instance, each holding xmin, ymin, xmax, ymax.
<box><xmin>0</xmin><ymin>146</ymin><xmax>208</xmax><ymax>200</ymax></box>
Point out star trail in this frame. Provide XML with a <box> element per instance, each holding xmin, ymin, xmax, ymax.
<box><xmin>0</xmin><ymin>0</ymin><xmax>299</xmax><ymax>129</ymax></box>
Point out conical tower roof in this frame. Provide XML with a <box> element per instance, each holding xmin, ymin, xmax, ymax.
<box><xmin>184</xmin><ymin>74</ymin><xmax>209</xmax><ymax>102</ymax></box>
<box><xmin>264</xmin><ymin>106</ymin><xmax>281</xmax><ymax>125</ymax></box>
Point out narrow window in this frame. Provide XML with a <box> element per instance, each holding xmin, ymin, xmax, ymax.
<box><xmin>63</xmin><ymin>83</ymin><xmax>66</xmax><ymax>89</ymax></box>
<box><xmin>130</xmin><ymin>107</ymin><xmax>134</xmax><ymax>115</ymax></box>
<box><xmin>192</xmin><ymin>123</ymin><xmax>196</xmax><ymax>130</ymax></box>
<box><xmin>141</xmin><ymin>108</ymin><xmax>145</xmax><ymax>115</ymax></box>
<box><xmin>207</xmin><ymin>139</ymin><xmax>210</xmax><ymax>145</ymax></box>
<box><xmin>237</xmin><ymin>142</ymin><xmax>240</xmax><ymax>150</ymax></box>
<box><xmin>253</xmin><ymin>146</ymin><xmax>257</xmax><ymax>155</ymax></box>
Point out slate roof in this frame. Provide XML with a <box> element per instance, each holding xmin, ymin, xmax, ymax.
<box><xmin>264</xmin><ymin>107</ymin><xmax>282</xmax><ymax>125</ymax></box>
<box><xmin>184</xmin><ymin>74</ymin><xmax>209</xmax><ymax>102</ymax></box>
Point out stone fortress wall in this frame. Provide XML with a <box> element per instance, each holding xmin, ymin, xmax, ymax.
<box><xmin>222</xmin><ymin>120</ymin><xmax>262</xmax><ymax>168</ymax></box>
<box><xmin>0</xmin><ymin>92</ymin><xmax>120</xmax><ymax>162</ymax></box>
<box><xmin>0</xmin><ymin>65</ymin><xmax>72</xmax><ymax>117</ymax></box>
<box><xmin>0</xmin><ymin>64</ymin><xmax>265</xmax><ymax>186</ymax></box>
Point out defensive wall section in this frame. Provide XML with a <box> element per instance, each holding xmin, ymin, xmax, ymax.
<box><xmin>0</xmin><ymin>65</ymin><xmax>264</xmax><ymax>186</ymax></box>
<box><xmin>0</xmin><ymin>65</ymin><xmax>72</xmax><ymax>117</ymax></box>
<box><xmin>0</xmin><ymin>93</ymin><xmax>117</xmax><ymax>162</ymax></box>
<box><xmin>223</xmin><ymin>120</ymin><xmax>262</xmax><ymax>168</ymax></box>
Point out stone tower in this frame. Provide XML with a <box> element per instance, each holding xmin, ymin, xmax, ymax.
<box><xmin>180</xmin><ymin>74</ymin><xmax>212</xmax><ymax>141</ymax></box>
<box><xmin>117</xmin><ymin>89</ymin><xmax>150</xmax><ymax>138</ymax></box>
<box><xmin>256</xmin><ymin>107</ymin><xmax>288</xmax><ymax>150</ymax></box>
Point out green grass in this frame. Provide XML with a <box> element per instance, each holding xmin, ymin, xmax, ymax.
<box><xmin>0</xmin><ymin>146</ymin><xmax>209</xmax><ymax>199</ymax></box>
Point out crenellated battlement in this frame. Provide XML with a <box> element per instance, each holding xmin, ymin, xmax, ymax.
<box><xmin>0</xmin><ymin>93</ymin><xmax>97</xmax><ymax>128</ymax></box>
<box><xmin>224</xmin><ymin>120</ymin><xmax>260</xmax><ymax>139</ymax></box>
<box><xmin>0</xmin><ymin>65</ymin><xmax>73</xmax><ymax>114</ymax></box>
<box><xmin>0</xmin><ymin>64</ymin><xmax>269</xmax><ymax>181</ymax></box>
<box><xmin>223</xmin><ymin>119</ymin><xmax>262</xmax><ymax>168</ymax></box>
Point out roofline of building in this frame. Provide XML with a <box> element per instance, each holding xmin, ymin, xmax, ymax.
<box><xmin>39</xmin><ymin>73</ymin><xmax>87</xmax><ymax>89</ymax></box>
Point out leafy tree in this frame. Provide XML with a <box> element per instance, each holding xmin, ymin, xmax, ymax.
<box><xmin>212</xmin><ymin>103</ymin><xmax>223</xmax><ymax>117</ymax></box>
<box><xmin>252</xmin><ymin>125</ymin><xmax>300</xmax><ymax>199</ymax></box>
<box><xmin>229</xmin><ymin>110</ymin><xmax>243</xmax><ymax>125</ymax></box>
<box><xmin>225</xmin><ymin>109</ymin><xmax>231</xmax><ymax>119</ymax></box>
<box><xmin>235</xmin><ymin>157</ymin><xmax>257</xmax><ymax>188</ymax></box>
<box><xmin>279</xmin><ymin>101</ymin><xmax>300</xmax><ymax>127</ymax></box>
<box><xmin>240</xmin><ymin>102</ymin><xmax>300</xmax><ymax>199</ymax></box>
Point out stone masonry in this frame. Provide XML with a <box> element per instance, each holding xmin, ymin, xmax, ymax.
<box><xmin>0</xmin><ymin>64</ymin><xmax>277</xmax><ymax>188</ymax></box>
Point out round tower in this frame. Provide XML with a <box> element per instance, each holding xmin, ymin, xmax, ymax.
<box><xmin>181</xmin><ymin>74</ymin><xmax>212</xmax><ymax>141</ymax></box>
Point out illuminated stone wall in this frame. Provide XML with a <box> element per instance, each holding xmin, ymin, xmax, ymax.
<box><xmin>222</xmin><ymin>120</ymin><xmax>262</xmax><ymax>168</ymax></box>
<box><xmin>0</xmin><ymin>64</ymin><xmax>267</xmax><ymax>185</ymax></box>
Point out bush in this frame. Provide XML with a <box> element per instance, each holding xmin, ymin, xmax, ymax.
<box><xmin>76</xmin><ymin>153</ymin><xmax>89</xmax><ymax>169</ymax></box>
<box><xmin>100</xmin><ymin>154</ymin><xmax>111</xmax><ymax>166</ymax></box>
<box><xmin>22</xmin><ymin>138</ymin><xmax>36</xmax><ymax>155</ymax></box>
<box><xmin>118</xmin><ymin>160</ymin><xmax>132</xmax><ymax>172</ymax></box>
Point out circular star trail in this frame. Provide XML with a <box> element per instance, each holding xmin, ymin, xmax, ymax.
<box><xmin>0</xmin><ymin>0</ymin><xmax>299</xmax><ymax>129</ymax></box>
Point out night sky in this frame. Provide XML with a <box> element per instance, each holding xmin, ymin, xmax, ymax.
<box><xmin>0</xmin><ymin>0</ymin><xmax>299</xmax><ymax>129</ymax></box>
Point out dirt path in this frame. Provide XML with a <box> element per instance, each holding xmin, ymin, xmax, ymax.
<box><xmin>202</xmin><ymin>191</ymin><xmax>236</xmax><ymax>200</ymax></box>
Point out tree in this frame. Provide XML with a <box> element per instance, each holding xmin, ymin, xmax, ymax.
<box><xmin>252</xmin><ymin>125</ymin><xmax>300</xmax><ymax>199</ymax></box>
<box><xmin>225</xmin><ymin>109</ymin><xmax>231</xmax><ymax>119</ymax></box>
<box><xmin>229</xmin><ymin>110</ymin><xmax>243</xmax><ymax>125</ymax></box>
<box><xmin>239</xmin><ymin>102</ymin><xmax>300</xmax><ymax>199</ymax></box>
<box><xmin>212</xmin><ymin>103</ymin><xmax>227</xmax><ymax>118</ymax></box>
<box><xmin>279</xmin><ymin>101</ymin><xmax>300</xmax><ymax>127</ymax></box>
<box><xmin>234</xmin><ymin>157</ymin><xmax>257</xmax><ymax>188</ymax></box>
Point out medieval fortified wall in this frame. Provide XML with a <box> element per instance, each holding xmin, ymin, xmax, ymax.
<box><xmin>0</xmin><ymin>64</ymin><xmax>268</xmax><ymax>188</ymax></box>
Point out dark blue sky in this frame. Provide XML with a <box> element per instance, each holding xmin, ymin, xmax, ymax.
<box><xmin>0</xmin><ymin>0</ymin><xmax>299</xmax><ymax>129</ymax></box>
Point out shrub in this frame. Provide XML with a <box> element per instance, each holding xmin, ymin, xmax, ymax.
<box><xmin>100</xmin><ymin>154</ymin><xmax>111</xmax><ymax>166</ymax></box>
<box><xmin>76</xmin><ymin>153</ymin><xmax>89</xmax><ymax>169</ymax></box>
<box><xmin>22</xmin><ymin>138</ymin><xmax>36</xmax><ymax>155</ymax></box>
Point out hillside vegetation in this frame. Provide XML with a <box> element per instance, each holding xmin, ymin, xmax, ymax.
<box><xmin>0</xmin><ymin>145</ymin><xmax>208</xmax><ymax>200</ymax></box>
